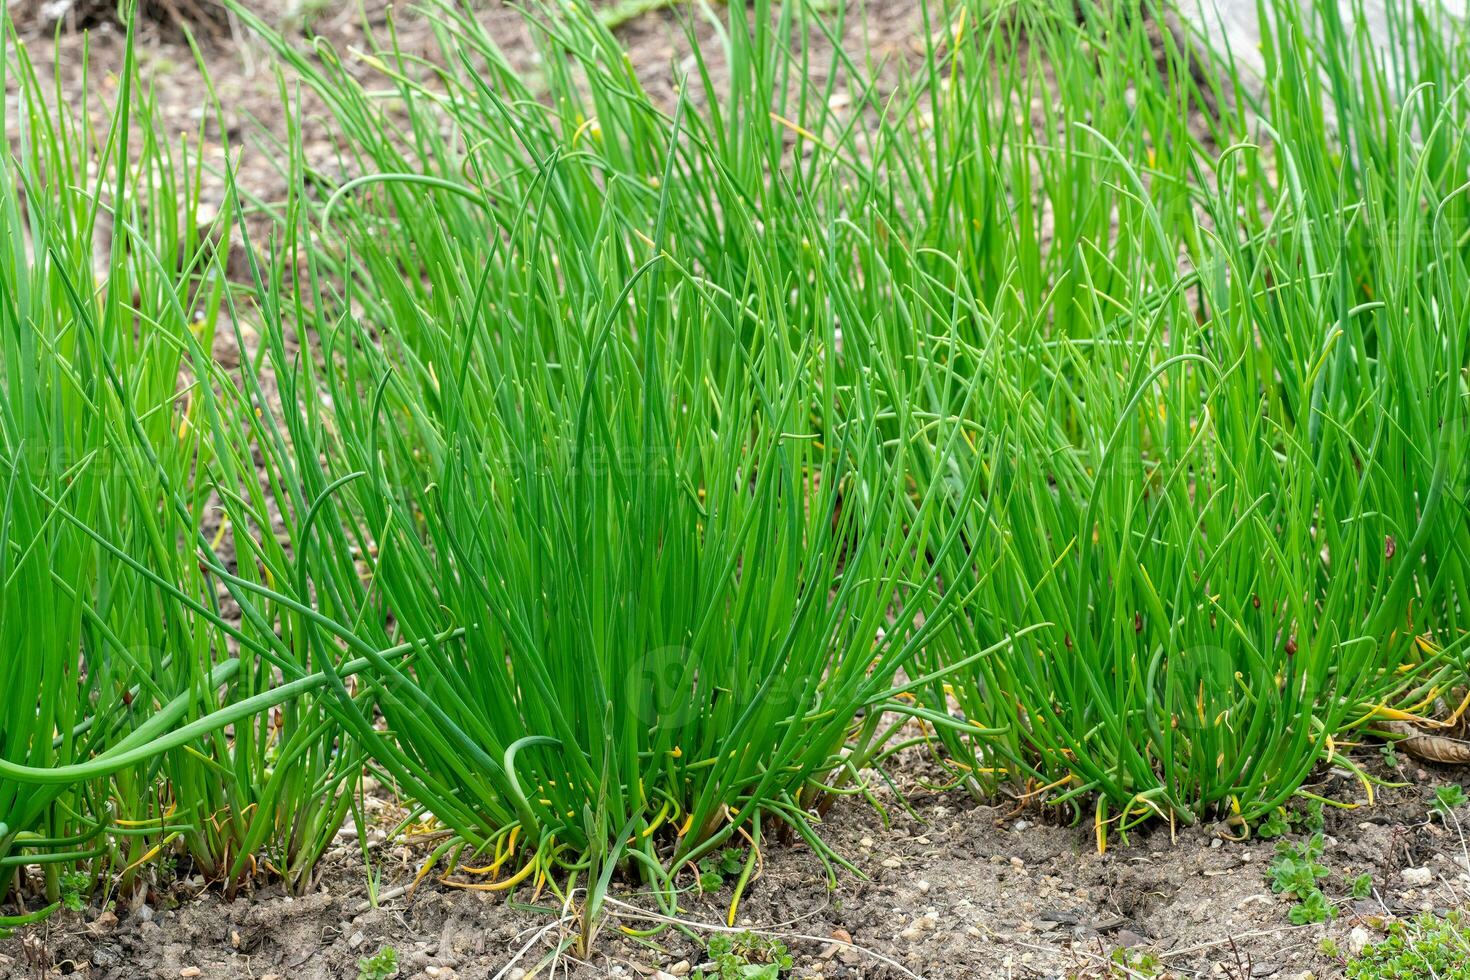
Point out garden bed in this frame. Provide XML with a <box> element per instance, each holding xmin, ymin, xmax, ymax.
<box><xmin>3</xmin><ymin>0</ymin><xmax>1469</xmax><ymax>977</ymax></box>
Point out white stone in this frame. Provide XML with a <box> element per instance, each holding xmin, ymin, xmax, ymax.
<box><xmin>1402</xmin><ymin>866</ymin><xmax>1435</xmax><ymax>886</ymax></box>
<box><xmin>1178</xmin><ymin>0</ymin><xmax>1468</xmax><ymax>104</ymax></box>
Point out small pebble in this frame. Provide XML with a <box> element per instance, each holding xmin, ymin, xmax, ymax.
<box><xmin>180</xmin><ymin>970</ymin><xmax>201</xmax><ymax>978</ymax></box>
<box><xmin>1402</xmin><ymin>866</ymin><xmax>1435</xmax><ymax>886</ymax></box>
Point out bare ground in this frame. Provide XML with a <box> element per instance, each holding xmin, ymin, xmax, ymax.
<box><xmin>5</xmin><ymin>750</ymin><xmax>1470</xmax><ymax>979</ymax></box>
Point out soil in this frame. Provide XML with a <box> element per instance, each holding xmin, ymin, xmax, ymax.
<box><xmin>5</xmin><ymin>751</ymin><xmax>1470</xmax><ymax>979</ymax></box>
<box><xmin>7</xmin><ymin>0</ymin><xmax>929</xmax><ymax>225</ymax></box>
<box><xmin>4</xmin><ymin>3</ymin><xmax>1470</xmax><ymax>979</ymax></box>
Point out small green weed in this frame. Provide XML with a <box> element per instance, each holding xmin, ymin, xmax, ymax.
<box><xmin>1264</xmin><ymin>835</ymin><xmax>1384</xmax><ymax>926</ymax></box>
<box><xmin>1432</xmin><ymin>784</ymin><xmax>1467</xmax><ymax>817</ymax></box>
<box><xmin>357</xmin><ymin>945</ymin><xmax>399</xmax><ymax>980</ymax></box>
<box><xmin>1258</xmin><ymin>809</ymin><xmax>1291</xmax><ymax>839</ymax></box>
<box><xmin>1268</xmin><ymin>835</ymin><xmax>1331</xmax><ymax>896</ymax></box>
<box><xmin>59</xmin><ymin>871</ymin><xmax>90</xmax><ymax>913</ymax></box>
<box><xmin>1290</xmin><ymin>890</ymin><xmax>1336</xmax><ymax>926</ymax></box>
<box><xmin>1257</xmin><ymin>801</ymin><xmax>1325</xmax><ymax>840</ymax></box>
<box><xmin>1346</xmin><ymin>911</ymin><xmax>1470</xmax><ymax>978</ymax></box>
<box><xmin>1267</xmin><ymin>835</ymin><xmax>1335</xmax><ymax>924</ymax></box>
<box><xmin>697</xmin><ymin>848</ymin><xmax>747</xmax><ymax>894</ymax></box>
<box><xmin>1108</xmin><ymin>948</ymin><xmax>1161</xmax><ymax>977</ymax></box>
<box><xmin>694</xmin><ymin>932</ymin><xmax>794</xmax><ymax>979</ymax></box>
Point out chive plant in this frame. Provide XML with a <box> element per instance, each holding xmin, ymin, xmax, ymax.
<box><xmin>0</xmin><ymin>20</ymin><xmax>217</xmax><ymax>906</ymax></box>
<box><xmin>224</xmin><ymin>0</ymin><xmax>1024</xmax><ymax>926</ymax></box>
<box><xmin>913</xmin><ymin>0</ymin><xmax>1470</xmax><ymax>838</ymax></box>
<box><xmin>0</xmin><ymin>19</ymin><xmax>364</xmax><ymax>908</ymax></box>
<box><xmin>249</xmin><ymin>0</ymin><xmax>1467</xmax><ymax>849</ymax></box>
